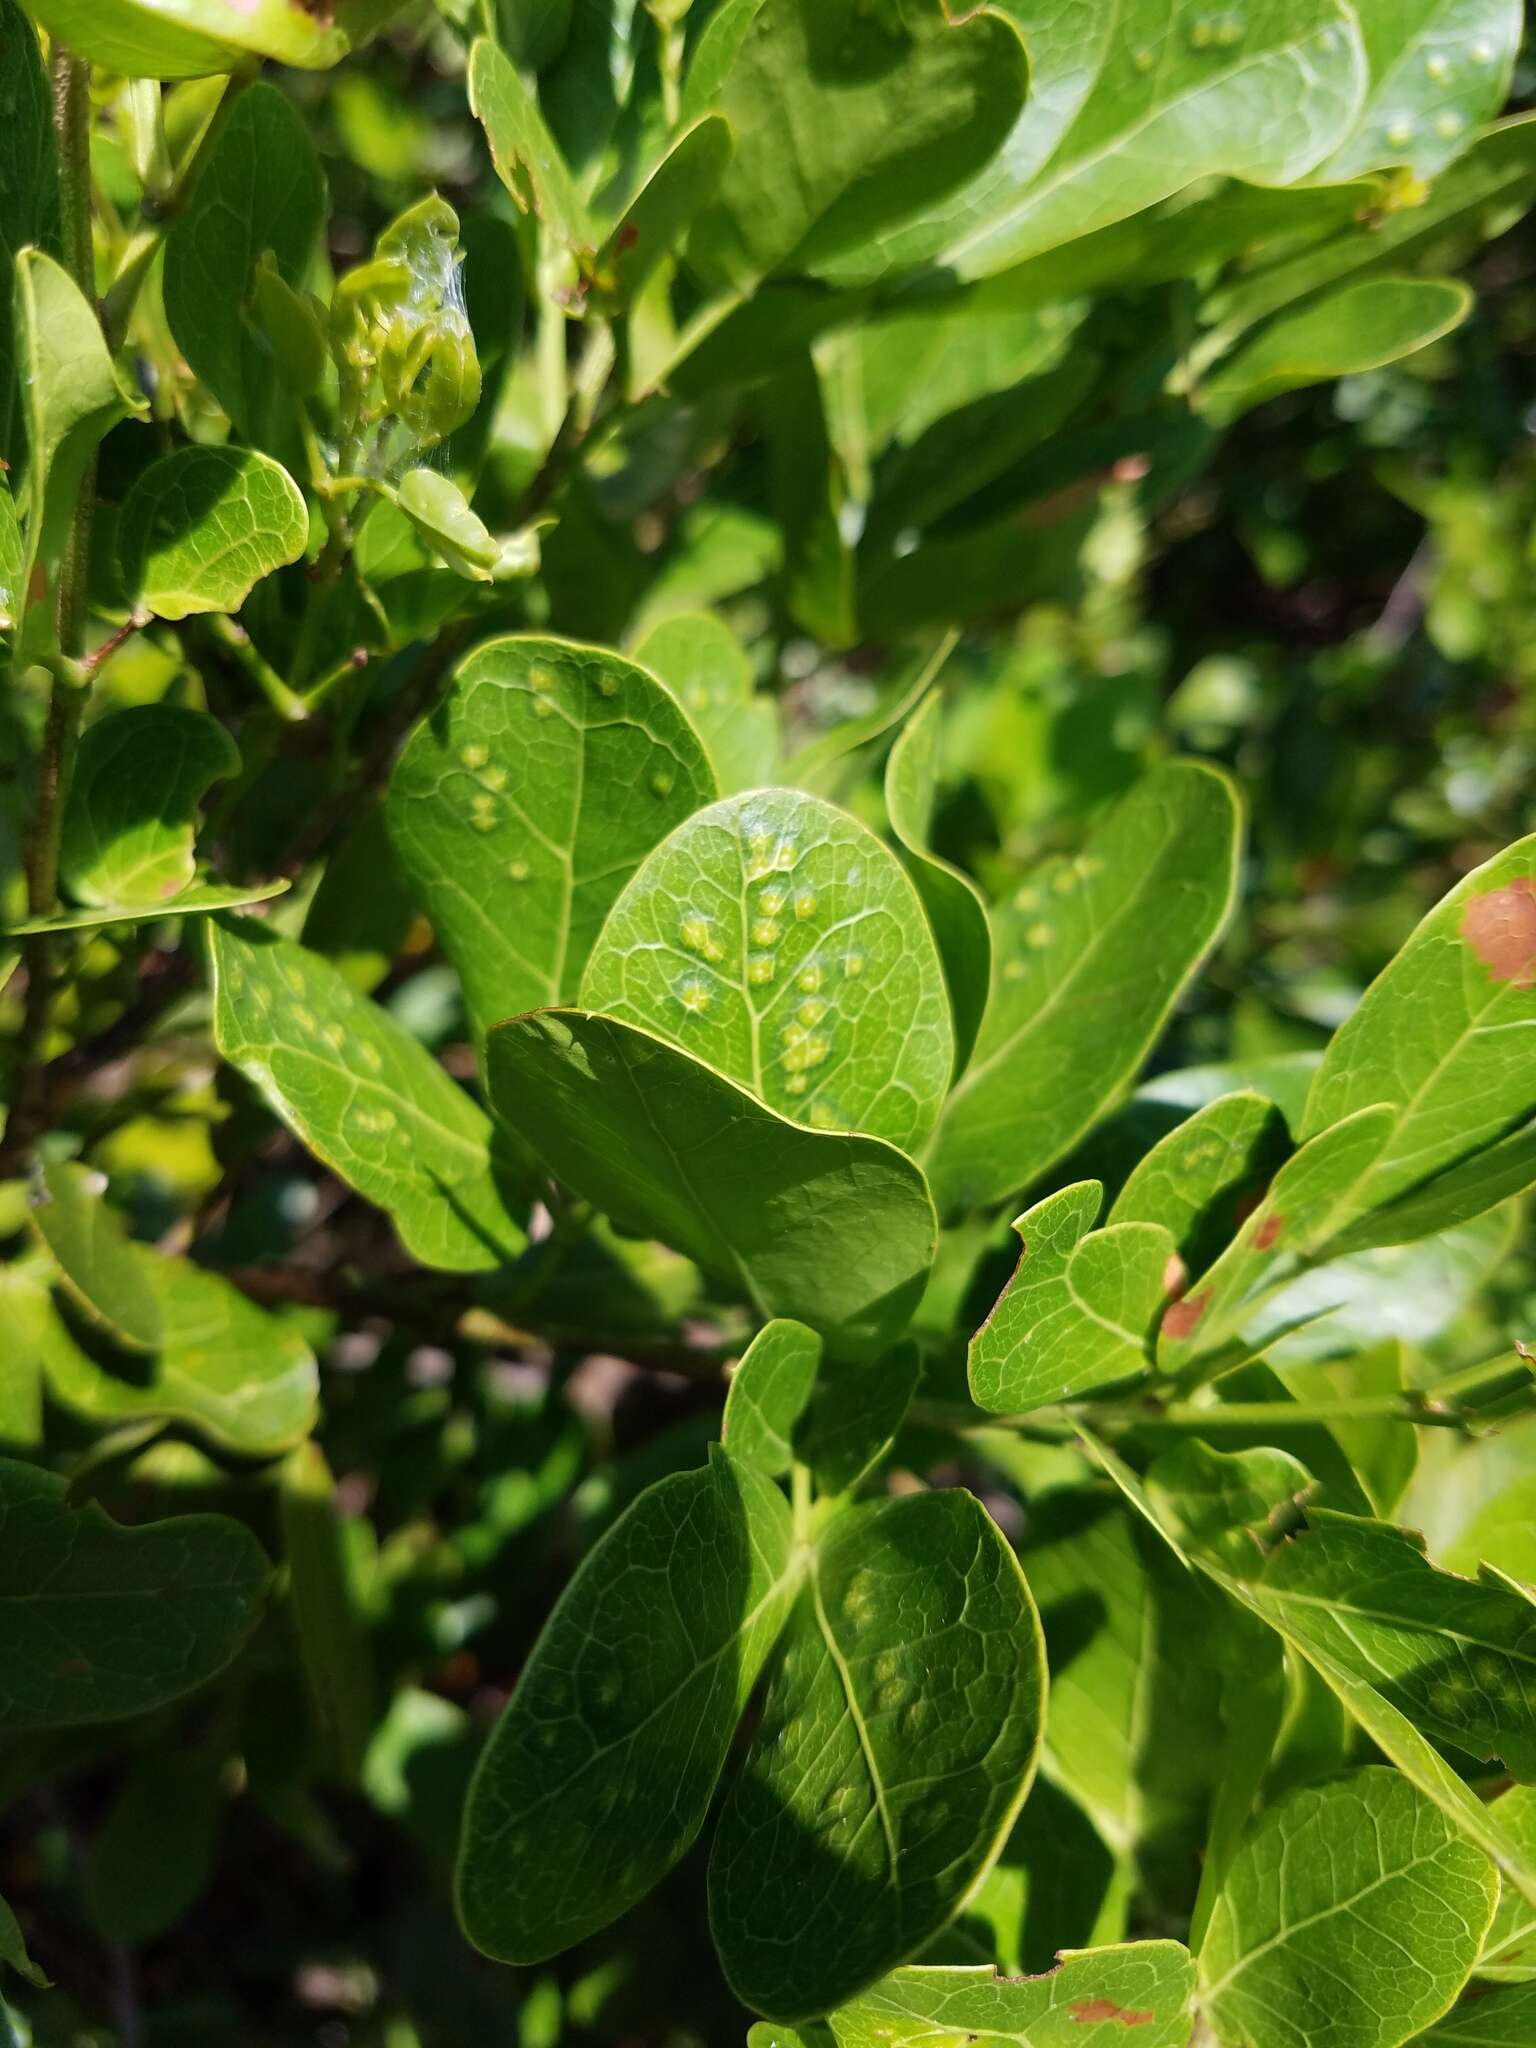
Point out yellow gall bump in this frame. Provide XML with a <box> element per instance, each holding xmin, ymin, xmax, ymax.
<box><xmin>1387</xmin><ymin>120</ymin><xmax>1413</xmax><ymax>148</ymax></box>
<box><xmin>1052</xmin><ymin>866</ymin><xmax>1077</xmax><ymax>893</ymax></box>
<box><xmin>1027</xmin><ymin>923</ymin><xmax>1053</xmax><ymax>948</ymax></box>
<box><xmin>1132</xmin><ymin>45</ymin><xmax>1153</xmax><ymax>70</ymax></box>
<box><xmin>794</xmin><ymin>891</ymin><xmax>816</xmax><ymax>921</ymax></box>
<box><xmin>681</xmin><ymin>914</ymin><xmax>712</xmax><ymax>953</ymax></box>
<box><xmin>651</xmin><ymin>769</ymin><xmax>674</xmax><ymax>798</ymax></box>
<box><xmin>1013</xmin><ymin>886</ymin><xmax>1037</xmax><ymax>911</ymax></box>
<box><xmin>531</xmin><ymin>697</ymin><xmax>555</xmax><ymax>719</ymax></box>
<box><xmin>480</xmin><ymin>765</ymin><xmax>508</xmax><ymax>792</ymax></box>
<box><xmin>1003</xmin><ymin>959</ymin><xmax>1025</xmax><ymax>981</ymax></box>
<box><xmin>507</xmin><ymin>860</ymin><xmax>531</xmax><ymax>882</ymax></box>
<box><xmin>529</xmin><ymin>665</ymin><xmax>554</xmax><ymax>693</ymax></box>
<box><xmin>678</xmin><ymin>978</ymin><xmax>711</xmax><ymax>1015</ymax></box>
<box><xmin>843</xmin><ymin>952</ymin><xmax>864</xmax><ymax>978</ymax></box>
<box><xmin>809</xmin><ymin>1102</ymin><xmax>839</xmax><ymax>1130</ymax></box>
<box><xmin>460</xmin><ymin>742</ymin><xmax>488</xmax><ymax>770</ymax></box>
<box><xmin>292</xmin><ymin>1005</ymin><xmax>318</xmax><ymax>1033</ymax></box>
<box><xmin>1435</xmin><ymin>111</ymin><xmax>1461</xmax><ymax>137</ymax></box>
<box><xmin>774</xmin><ymin>839</ymin><xmax>798</xmax><ymax>871</ymax></box>
<box><xmin>324</xmin><ymin>1022</ymin><xmax>346</xmax><ymax>1051</ymax></box>
<box><xmin>760</xmin><ymin>885</ymin><xmax>787</xmax><ymax>917</ymax></box>
<box><xmin>360</xmin><ymin>1043</ymin><xmax>383</xmax><ymax>1071</ymax></box>
<box><xmin>748</xmin><ymin>953</ymin><xmax>775</xmax><ymax>985</ymax></box>
<box><xmin>751</xmin><ymin>918</ymin><xmax>781</xmax><ymax>948</ymax></box>
<box><xmin>799</xmin><ymin>998</ymin><xmax>827</xmax><ymax>1028</ymax></box>
<box><xmin>797</xmin><ymin>965</ymin><xmax>822</xmax><ymax>994</ymax></box>
<box><xmin>1425</xmin><ymin>51</ymin><xmax>1450</xmax><ymax>80</ymax></box>
<box><xmin>786</xmin><ymin>1074</ymin><xmax>808</xmax><ymax>1094</ymax></box>
<box><xmin>595</xmin><ymin>672</ymin><xmax>619</xmax><ymax>697</ymax></box>
<box><xmin>746</xmin><ymin>830</ymin><xmax>774</xmax><ymax>876</ymax></box>
<box><xmin>1472</xmin><ymin>38</ymin><xmax>1495</xmax><ymax>63</ymax></box>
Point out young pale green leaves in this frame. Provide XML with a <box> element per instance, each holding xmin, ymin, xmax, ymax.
<box><xmin>21</xmin><ymin>0</ymin><xmax>400</xmax><ymax>76</ymax></box>
<box><xmin>457</xmin><ymin>1447</ymin><xmax>796</xmax><ymax>1965</ymax></box>
<box><xmin>1200</xmin><ymin>1769</ymin><xmax>1496</xmax><ymax>2048</ymax></box>
<box><xmin>1299</xmin><ymin>832</ymin><xmax>1536</xmax><ymax>1244</ymax></box>
<box><xmin>387</xmin><ymin>635</ymin><xmax>717</xmax><ymax>1041</ymax></box>
<box><xmin>723</xmin><ymin>1320</ymin><xmax>921</xmax><ymax>1494</ymax></box>
<box><xmin>632</xmin><ymin>613</ymin><xmax>779</xmax><ymax>796</ymax></box>
<box><xmin>0</xmin><ymin>1458</ymin><xmax>269</xmax><ymax>1729</ymax></box>
<box><xmin>207</xmin><ymin>917</ymin><xmax>526</xmax><ymax>1273</ymax></box>
<box><xmin>818</xmin><ymin>1944</ymin><xmax>1196</xmax><ymax>2047</ymax></box>
<box><xmin>116</xmin><ymin>446</ymin><xmax>308</xmax><ymax>620</ymax></box>
<box><xmin>709</xmin><ymin>1488</ymin><xmax>1045</xmax><ymax>2020</ymax></box>
<box><xmin>969</xmin><ymin>1183</ymin><xmax>1176</xmax><ymax>1413</ymax></box>
<box><xmin>485</xmin><ymin>1010</ymin><xmax>935</xmax><ymax>1355</ymax></box>
<box><xmin>926</xmin><ymin>762</ymin><xmax>1242</xmax><ymax>1217</ymax></box>
<box><xmin>580</xmin><ymin>787</ymin><xmax>954</xmax><ymax>1150</ymax></box>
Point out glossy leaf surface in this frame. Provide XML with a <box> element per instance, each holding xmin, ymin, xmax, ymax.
<box><xmin>825</xmin><ymin>1944</ymin><xmax>1196</xmax><ymax>2047</ymax></box>
<box><xmin>387</xmin><ymin>635</ymin><xmax>716</xmax><ymax>1041</ymax></box>
<box><xmin>580</xmin><ymin>788</ymin><xmax>954</xmax><ymax>1148</ymax></box>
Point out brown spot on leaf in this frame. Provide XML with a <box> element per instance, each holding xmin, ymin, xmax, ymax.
<box><xmin>1255</xmin><ymin>1212</ymin><xmax>1285</xmax><ymax>1251</ymax></box>
<box><xmin>1069</xmin><ymin>2000</ymin><xmax>1155</xmax><ymax>2027</ymax></box>
<box><xmin>1461</xmin><ymin>876</ymin><xmax>1536</xmax><ymax>989</ymax></box>
<box><xmin>1161</xmin><ymin>1290</ymin><xmax>1211</xmax><ymax>1341</ymax></box>
<box><xmin>616</xmin><ymin>222</ymin><xmax>641</xmax><ymax>253</ymax></box>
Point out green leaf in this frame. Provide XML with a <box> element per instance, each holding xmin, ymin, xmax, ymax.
<box><xmin>0</xmin><ymin>1455</ymin><xmax>270</xmax><ymax>1729</ymax></box>
<box><xmin>969</xmin><ymin>1183</ymin><xmax>1176</xmax><ymax>1413</ymax></box>
<box><xmin>632</xmin><ymin>611</ymin><xmax>779</xmax><ymax>797</ymax></box>
<box><xmin>0</xmin><ymin>0</ymin><xmax>57</xmax><ymax>474</ymax></box>
<box><xmin>593</xmin><ymin>116</ymin><xmax>733</xmax><ymax>310</ymax></box>
<box><xmin>579</xmin><ymin>787</ymin><xmax>954</xmax><ymax>1150</ymax></box>
<box><xmin>467</xmin><ymin>36</ymin><xmax>591</xmax><ymax>254</ymax></box>
<box><xmin>0</xmin><ymin>1893</ymin><xmax>43</xmax><ymax>1990</ymax></box>
<box><xmin>1200</xmin><ymin>1768</ymin><xmax>1497</xmax><ymax>2048</ymax></box>
<box><xmin>456</xmin><ymin>1446</ymin><xmax>796</xmax><ymax>1964</ymax></box>
<box><xmin>20</xmin><ymin>0</ymin><xmax>395</xmax><ymax>75</ymax></box>
<box><xmin>207</xmin><ymin>915</ymin><xmax>527</xmax><ymax>1274</ymax></box>
<box><xmin>0</xmin><ymin>1261</ymin><xmax>44</xmax><ymax>1451</ymax></box>
<box><xmin>926</xmin><ymin>761</ymin><xmax>1242</xmax><ymax>1217</ymax></box>
<box><xmin>1225</xmin><ymin>1508</ymin><xmax>1536</xmax><ymax>1781</ymax></box>
<box><xmin>5</xmin><ymin>879</ymin><xmax>288</xmax><ymax>936</ymax></box>
<box><xmin>1108</xmin><ymin>1089</ymin><xmax>1291</xmax><ymax>1278</ymax></box>
<box><xmin>1317</xmin><ymin>0</ymin><xmax>1521</xmax><ymax>181</ymax></box>
<box><xmin>88</xmin><ymin>1744</ymin><xmax>225</xmax><ymax>1946</ymax></box>
<box><xmin>916</xmin><ymin>0</ymin><xmax>1368</xmax><ymax>284</ymax></box>
<box><xmin>1156</xmin><ymin>1104</ymin><xmax>1398</xmax><ymax>1369</ymax></box>
<box><xmin>883</xmin><ymin>691</ymin><xmax>991</xmax><ymax>1077</ymax></box>
<box><xmin>37</xmin><ymin>1244</ymin><xmax>319</xmax><ymax>1458</ymax></box>
<box><xmin>59</xmin><ymin>705</ymin><xmax>240</xmax><ymax>910</ymax></box>
<box><xmin>824</xmin><ymin>1944</ymin><xmax>1196</xmax><ymax>2047</ymax></box>
<box><xmin>1299</xmin><ymin>834</ymin><xmax>1536</xmax><ymax>1243</ymax></box>
<box><xmin>1196</xmin><ymin>277</ymin><xmax>1473</xmax><ymax>423</ymax></box>
<box><xmin>722</xmin><ymin>1320</ymin><xmax>920</xmax><ymax>1493</ymax></box>
<box><xmin>1328</xmin><ymin>1119</ymin><xmax>1536</xmax><ymax>1253</ymax></box>
<box><xmin>1479</xmin><ymin>1786</ymin><xmax>1536</xmax><ymax>1982</ymax></box>
<box><xmin>15</xmin><ymin>249</ymin><xmax>145</xmax><ymax>620</ymax></box>
<box><xmin>709</xmin><ymin>1488</ymin><xmax>1045</xmax><ymax>2021</ymax></box>
<box><xmin>1414</xmin><ymin>1983</ymin><xmax>1536</xmax><ymax>2044</ymax></box>
<box><xmin>163</xmin><ymin>84</ymin><xmax>324</xmax><ymax>435</ymax></box>
<box><xmin>1016</xmin><ymin>1488</ymin><xmax>1282</xmax><ymax>1897</ymax></box>
<box><xmin>386</xmin><ymin>634</ymin><xmax>717</xmax><ymax>1042</ymax></box>
<box><xmin>394</xmin><ymin>468</ymin><xmax>500</xmax><ymax>581</ymax></box>
<box><xmin>485</xmin><ymin>1009</ymin><xmax>936</xmax><ymax>1356</ymax></box>
<box><xmin>117</xmin><ymin>445</ymin><xmax>308</xmax><ymax>620</ymax></box>
<box><xmin>0</xmin><ymin>478</ymin><xmax>21</xmax><ymax>633</ymax></box>
<box><xmin>30</xmin><ymin>1160</ymin><xmax>161</xmax><ymax>1353</ymax></box>
<box><xmin>723</xmin><ymin>1319</ymin><xmax>822</xmax><ymax>1478</ymax></box>
<box><xmin>686</xmin><ymin>0</ymin><xmax>1028</xmax><ymax>290</ymax></box>
<box><xmin>280</xmin><ymin>1440</ymin><xmax>376</xmax><ymax>1784</ymax></box>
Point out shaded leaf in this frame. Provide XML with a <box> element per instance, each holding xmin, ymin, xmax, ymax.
<box><xmin>486</xmin><ymin>1009</ymin><xmax>936</xmax><ymax>1356</ymax></box>
<box><xmin>0</xmin><ymin>1456</ymin><xmax>270</xmax><ymax>1729</ymax></box>
<box><xmin>710</xmin><ymin>1488</ymin><xmax>1045</xmax><ymax>2021</ymax></box>
<box><xmin>280</xmin><ymin>1440</ymin><xmax>376</xmax><ymax>1784</ymax></box>
<box><xmin>1109</xmin><ymin>1089</ymin><xmax>1291</xmax><ymax>1278</ymax></box>
<box><xmin>88</xmin><ymin>1745</ymin><xmax>225</xmax><ymax>1946</ymax></box>
<box><xmin>59</xmin><ymin>706</ymin><xmax>240</xmax><ymax>910</ymax></box>
<box><xmin>456</xmin><ymin>1447</ymin><xmax>796</xmax><ymax>1963</ymax></box>
<box><xmin>632</xmin><ymin>611</ymin><xmax>779</xmax><ymax>797</ymax></box>
<box><xmin>30</xmin><ymin>1160</ymin><xmax>160</xmax><ymax>1353</ymax></box>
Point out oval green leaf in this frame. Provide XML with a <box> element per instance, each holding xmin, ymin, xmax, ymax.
<box><xmin>59</xmin><ymin>705</ymin><xmax>240</xmax><ymax>909</ymax></box>
<box><xmin>0</xmin><ymin>1456</ymin><xmax>270</xmax><ymax>1729</ymax></box>
<box><xmin>580</xmin><ymin>788</ymin><xmax>954</xmax><ymax>1150</ymax></box>
<box><xmin>632</xmin><ymin>612</ymin><xmax>779</xmax><ymax>797</ymax></box>
<box><xmin>386</xmin><ymin>634</ymin><xmax>717</xmax><ymax>1041</ymax></box>
<box><xmin>208</xmin><ymin>915</ymin><xmax>527</xmax><ymax>1274</ymax></box>
<box><xmin>709</xmin><ymin>1487</ymin><xmax>1045</xmax><ymax>2021</ymax></box>
<box><xmin>456</xmin><ymin>1446</ymin><xmax>797</xmax><ymax>1964</ymax></box>
<box><xmin>117</xmin><ymin>445</ymin><xmax>308</xmax><ymax>620</ymax></box>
